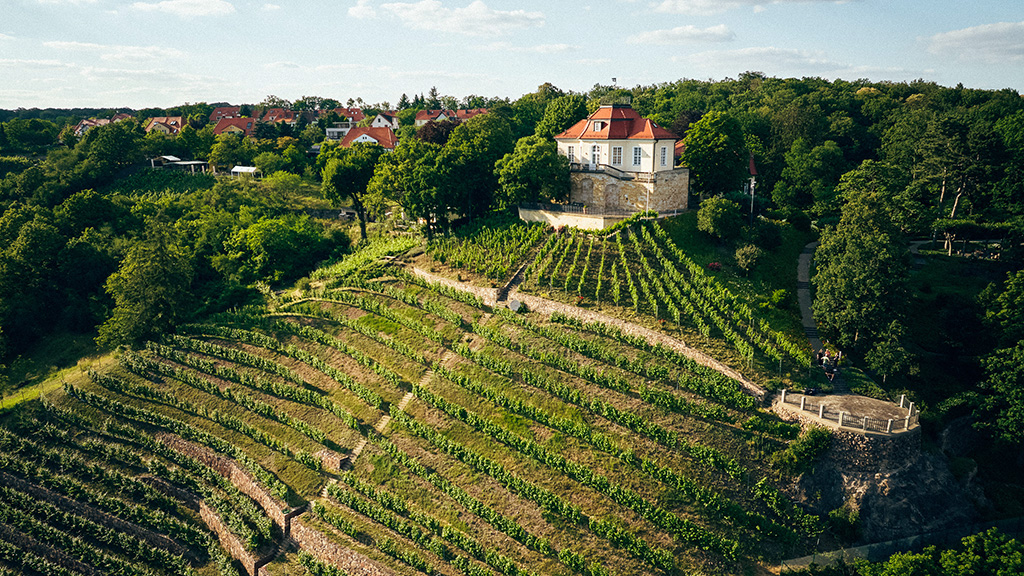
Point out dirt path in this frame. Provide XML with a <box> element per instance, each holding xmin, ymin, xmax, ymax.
<box><xmin>797</xmin><ymin>241</ymin><xmax>849</xmax><ymax>393</ymax></box>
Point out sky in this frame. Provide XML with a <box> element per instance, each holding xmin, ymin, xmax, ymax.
<box><xmin>1</xmin><ymin>0</ymin><xmax>1023</xmax><ymax>109</ymax></box>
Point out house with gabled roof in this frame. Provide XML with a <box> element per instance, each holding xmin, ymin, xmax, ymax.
<box><xmin>371</xmin><ymin>112</ymin><xmax>400</xmax><ymax>130</ymax></box>
<box><xmin>261</xmin><ymin>108</ymin><xmax>297</xmax><ymax>125</ymax></box>
<box><xmin>210</xmin><ymin>106</ymin><xmax>241</xmax><ymax>124</ymax></box>
<box><xmin>213</xmin><ymin>117</ymin><xmax>255</xmax><ymax>137</ymax></box>
<box><xmin>73</xmin><ymin>112</ymin><xmax>135</xmax><ymax>137</ymax></box>
<box><xmin>332</xmin><ymin>107</ymin><xmax>365</xmax><ymax>122</ymax></box>
<box><xmin>413</xmin><ymin>108</ymin><xmax>487</xmax><ymax>127</ymax></box>
<box><xmin>552</xmin><ymin>102</ymin><xmax>689</xmax><ymax>216</ymax></box>
<box><xmin>144</xmin><ymin>116</ymin><xmax>184</xmax><ymax>135</ymax></box>
<box><xmin>340</xmin><ymin>127</ymin><xmax>397</xmax><ymax>150</ymax></box>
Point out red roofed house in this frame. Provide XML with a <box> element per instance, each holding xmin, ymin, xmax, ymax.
<box><xmin>414</xmin><ymin>108</ymin><xmax>487</xmax><ymax>127</ymax></box>
<box><xmin>261</xmin><ymin>108</ymin><xmax>297</xmax><ymax>125</ymax></box>
<box><xmin>210</xmin><ymin>106</ymin><xmax>241</xmax><ymax>124</ymax></box>
<box><xmin>371</xmin><ymin>112</ymin><xmax>400</xmax><ymax>130</ymax></box>
<box><xmin>332</xmin><ymin>108</ymin><xmax>365</xmax><ymax>122</ymax></box>
<box><xmin>213</xmin><ymin>117</ymin><xmax>255</xmax><ymax>137</ymax></box>
<box><xmin>144</xmin><ymin>116</ymin><xmax>184</xmax><ymax>135</ymax></box>
<box><xmin>553</xmin><ymin>103</ymin><xmax>688</xmax><ymax>215</ymax></box>
<box><xmin>340</xmin><ymin>127</ymin><xmax>397</xmax><ymax>150</ymax></box>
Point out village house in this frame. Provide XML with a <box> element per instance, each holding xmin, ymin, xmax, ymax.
<box><xmin>73</xmin><ymin>112</ymin><xmax>134</xmax><ymax>137</ymax></box>
<box><xmin>339</xmin><ymin>126</ymin><xmax>398</xmax><ymax>151</ymax></box>
<box><xmin>209</xmin><ymin>106</ymin><xmax>241</xmax><ymax>124</ymax></box>
<box><xmin>143</xmin><ymin>116</ymin><xmax>184</xmax><ymax>135</ymax></box>
<box><xmin>553</xmin><ymin>103</ymin><xmax>689</xmax><ymax>215</ymax></box>
<box><xmin>212</xmin><ymin>117</ymin><xmax>255</xmax><ymax>137</ymax></box>
<box><xmin>370</xmin><ymin>112</ymin><xmax>400</xmax><ymax>130</ymax></box>
<box><xmin>413</xmin><ymin>108</ymin><xmax>487</xmax><ymax>127</ymax></box>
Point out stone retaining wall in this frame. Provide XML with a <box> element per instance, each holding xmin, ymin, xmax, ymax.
<box><xmin>156</xmin><ymin>433</ymin><xmax>292</xmax><ymax>529</ymax></box>
<box><xmin>290</xmin><ymin>515</ymin><xmax>397</xmax><ymax>576</ymax></box>
<box><xmin>411</xmin><ymin>267</ymin><xmax>500</xmax><ymax>306</ymax></box>
<box><xmin>201</xmin><ymin>500</ymin><xmax>259</xmax><ymax>575</ymax></box>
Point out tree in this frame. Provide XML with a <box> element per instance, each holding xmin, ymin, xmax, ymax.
<box><xmin>216</xmin><ymin>214</ymin><xmax>333</xmax><ymax>283</ymax></box>
<box><xmin>416</xmin><ymin>119</ymin><xmax>461</xmax><ymax>145</ymax></box>
<box><xmin>681</xmin><ymin>111</ymin><xmax>748</xmax><ymax>197</ymax></box>
<box><xmin>535</xmin><ymin>94</ymin><xmax>588</xmax><ymax>139</ymax></box>
<box><xmin>320</xmin><ymin>142</ymin><xmax>385</xmax><ymax>240</ymax></box>
<box><xmin>441</xmin><ymin>113</ymin><xmax>514</xmax><ymax>217</ymax></box>
<box><xmin>253</xmin><ymin>151</ymin><xmax>288</xmax><ymax>176</ymax></box>
<box><xmin>494</xmin><ymin>135</ymin><xmax>570</xmax><ymax>208</ymax></box>
<box><xmin>734</xmin><ymin>243</ymin><xmax>763</xmax><ymax>274</ymax></box>
<box><xmin>697</xmin><ymin>196</ymin><xmax>743</xmax><ymax>242</ymax></box>
<box><xmin>368</xmin><ymin>138</ymin><xmax>447</xmax><ymax>240</ymax></box>
<box><xmin>209</xmin><ymin>133</ymin><xmax>255</xmax><ymax>171</ymax></box>
<box><xmin>772</xmin><ymin>138</ymin><xmax>846</xmax><ymax>215</ymax></box>
<box><xmin>865</xmin><ymin>320</ymin><xmax>916</xmax><ymax>383</ymax></box>
<box><xmin>96</xmin><ymin>221</ymin><xmax>194</xmax><ymax>348</ymax></box>
<box><xmin>812</xmin><ymin>162</ymin><xmax>910</xmax><ymax>349</ymax></box>
<box><xmin>982</xmin><ymin>269</ymin><xmax>1024</xmax><ymax>347</ymax></box>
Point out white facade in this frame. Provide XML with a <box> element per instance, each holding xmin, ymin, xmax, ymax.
<box><xmin>557</xmin><ymin>138</ymin><xmax>676</xmax><ymax>174</ymax></box>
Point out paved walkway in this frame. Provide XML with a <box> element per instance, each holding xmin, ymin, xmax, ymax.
<box><xmin>796</xmin><ymin>241</ymin><xmax>848</xmax><ymax>393</ymax></box>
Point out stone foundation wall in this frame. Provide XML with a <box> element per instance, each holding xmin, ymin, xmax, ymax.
<box><xmin>569</xmin><ymin>169</ymin><xmax>688</xmax><ymax>213</ymax></box>
<box><xmin>517</xmin><ymin>208</ymin><xmax>629</xmax><ymax>231</ymax></box>
<box><xmin>290</xmin><ymin>516</ymin><xmax>397</xmax><ymax>576</ymax></box>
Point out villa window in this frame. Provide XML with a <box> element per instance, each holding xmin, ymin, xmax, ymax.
<box><xmin>660</xmin><ymin>146</ymin><xmax>668</xmax><ymax>167</ymax></box>
<box><xmin>593</xmin><ymin>121</ymin><xmax>605</xmax><ymax>132</ymax></box>
<box><xmin>633</xmin><ymin>146</ymin><xmax>642</xmax><ymax>166</ymax></box>
<box><xmin>612</xmin><ymin>146</ymin><xmax>622</xmax><ymax>166</ymax></box>
<box><xmin>567</xmin><ymin>146</ymin><xmax>575</xmax><ymax>163</ymax></box>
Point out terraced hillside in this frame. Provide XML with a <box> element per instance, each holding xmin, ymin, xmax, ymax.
<box><xmin>3</xmin><ymin>229</ymin><xmax>826</xmax><ymax>576</ymax></box>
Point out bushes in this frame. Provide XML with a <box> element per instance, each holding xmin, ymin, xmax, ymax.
<box><xmin>771</xmin><ymin>426</ymin><xmax>833</xmax><ymax>475</ymax></box>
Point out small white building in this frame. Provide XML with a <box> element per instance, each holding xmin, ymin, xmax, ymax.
<box><xmin>230</xmin><ymin>166</ymin><xmax>261</xmax><ymax>178</ymax></box>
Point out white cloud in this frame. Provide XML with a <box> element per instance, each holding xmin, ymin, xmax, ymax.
<box><xmin>0</xmin><ymin>33</ymin><xmax>13</xmax><ymax>40</ymax></box>
<box><xmin>43</xmin><ymin>41</ymin><xmax>187</xmax><ymax>61</ymax></box>
<box><xmin>479</xmin><ymin>41</ymin><xmax>578</xmax><ymax>54</ymax></box>
<box><xmin>627</xmin><ymin>24</ymin><xmax>734</xmax><ymax>44</ymax></box>
<box><xmin>36</xmin><ymin>0</ymin><xmax>99</xmax><ymax>4</ymax></box>
<box><xmin>0</xmin><ymin>58</ymin><xmax>73</xmax><ymax>68</ymax></box>
<box><xmin>349</xmin><ymin>0</ymin><xmax>376</xmax><ymax>18</ymax></box>
<box><xmin>653</xmin><ymin>0</ymin><xmax>844</xmax><ymax>16</ymax></box>
<box><xmin>926</xmin><ymin>21</ymin><xmax>1024</xmax><ymax>62</ymax></box>
<box><xmin>131</xmin><ymin>0</ymin><xmax>235</xmax><ymax>18</ymax></box>
<box><xmin>381</xmin><ymin>0</ymin><xmax>543</xmax><ymax>36</ymax></box>
<box><xmin>261</xmin><ymin>3</ymin><xmax>281</xmax><ymax>10</ymax></box>
<box><xmin>677</xmin><ymin>46</ymin><xmax>841</xmax><ymax>71</ymax></box>
<box><xmin>265</xmin><ymin>61</ymin><xmax>301</xmax><ymax>69</ymax></box>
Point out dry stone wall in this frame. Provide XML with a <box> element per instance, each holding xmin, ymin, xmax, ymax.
<box><xmin>290</xmin><ymin>516</ymin><xmax>398</xmax><ymax>576</ymax></box>
<box><xmin>569</xmin><ymin>169</ymin><xmax>689</xmax><ymax>213</ymax></box>
<box><xmin>201</xmin><ymin>500</ymin><xmax>259</xmax><ymax>575</ymax></box>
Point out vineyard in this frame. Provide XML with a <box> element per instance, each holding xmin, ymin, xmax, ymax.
<box><xmin>0</xmin><ymin>225</ymin><xmax>830</xmax><ymax>576</ymax></box>
<box><xmin>519</xmin><ymin>219</ymin><xmax>812</xmax><ymax>376</ymax></box>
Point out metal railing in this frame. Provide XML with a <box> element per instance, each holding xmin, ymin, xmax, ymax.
<box><xmin>518</xmin><ymin>202</ymin><xmax>635</xmax><ymax>216</ymax></box>
<box><xmin>780</xmin><ymin>391</ymin><xmax>920</xmax><ymax>434</ymax></box>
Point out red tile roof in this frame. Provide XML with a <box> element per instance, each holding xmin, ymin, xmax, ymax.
<box><xmin>340</xmin><ymin>127</ymin><xmax>397</xmax><ymax>149</ymax></box>
<box><xmin>213</xmin><ymin>117</ymin><xmax>255</xmax><ymax>136</ymax></box>
<box><xmin>415</xmin><ymin>108</ymin><xmax>488</xmax><ymax>123</ymax></box>
<box><xmin>210</xmin><ymin>106</ymin><xmax>241</xmax><ymax>123</ymax></box>
<box><xmin>262</xmin><ymin>108</ymin><xmax>296</xmax><ymax>123</ymax></box>
<box><xmin>555</xmin><ymin>105</ymin><xmax>678</xmax><ymax>141</ymax></box>
<box><xmin>332</xmin><ymin>107</ymin><xmax>365</xmax><ymax>122</ymax></box>
<box><xmin>144</xmin><ymin>116</ymin><xmax>184</xmax><ymax>134</ymax></box>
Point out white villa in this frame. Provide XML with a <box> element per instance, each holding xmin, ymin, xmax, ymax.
<box><xmin>553</xmin><ymin>103</ymin><xmax>689</xmax><ymax>216</ymax></box>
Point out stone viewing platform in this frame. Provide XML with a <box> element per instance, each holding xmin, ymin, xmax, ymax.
<box><xmin>775</xmin><ymin>391</ymin><xmax>920</xmax><ymax>435</ymax></box>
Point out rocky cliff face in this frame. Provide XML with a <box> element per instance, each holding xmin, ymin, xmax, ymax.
<box><xmin>787</xmin><ymin>427</ymin><xmax>977</xmax><ymax>543</ymax></box>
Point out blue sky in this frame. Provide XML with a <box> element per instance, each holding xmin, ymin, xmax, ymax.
<box><xmin>1</xmin><ymin>0</ymin><xmax>1023</xmax><ymax>109</ymax></box>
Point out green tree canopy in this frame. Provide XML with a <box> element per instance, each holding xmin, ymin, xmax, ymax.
<box><xmin>812</xmin><ymin>161</ymin><xmax>911</xmax><ymax>350</ymax></box>
<box><xmin>697</xmin><ymin>196</ymin><xmax>744</xmax><ymax>242</ymax></box>
<box><xmin>494</xmin><ymin>135</ymin><xmax>570</xmax><ymax>209</ymax></box>
<box><xmin>535</xmin><ymin>94</ymin><xmax>588</xmax><ymax>139</ymax></box>
<box><xmin>681</xmin><ymin>110</ymin><xmax>748</xmax><ymax>197</ymax></box>
<box><xmin>96</xmin><ymin>221</ymin><xmax>194</xmax><ymax>348</ymax></box>
<box><xmin>320</xmin><ymin>142</ymin><xmax>386</xmax><ymax>240</ymax></box>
